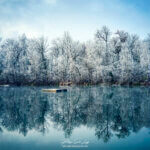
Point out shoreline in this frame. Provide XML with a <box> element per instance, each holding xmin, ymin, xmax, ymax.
<box><xmin>1</xmin><ymin>82</ymin><xmax>150</xmax><ymax>87</ymax></box>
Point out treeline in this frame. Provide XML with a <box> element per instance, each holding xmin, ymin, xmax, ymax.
<box><xmin>0</xmin><ymin>26</ymin><xmax>150</xmax><ymax>85</ymax></box>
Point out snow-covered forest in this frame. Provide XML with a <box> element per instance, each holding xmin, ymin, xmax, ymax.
<box><xmin>0</xmin><ymin>26</ymin><xmax>150</xmax><ymax>85</ymax></box>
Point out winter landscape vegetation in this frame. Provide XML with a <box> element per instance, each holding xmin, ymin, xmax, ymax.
<box><xmin>1</xmin><ymin>0</ymin><xmax>150</xmax><ymax>150</ymax></box>
<box><xmin>0</xmin><ymin>26</ymin><xmax>150</xmax><ymax>85</ymax></box>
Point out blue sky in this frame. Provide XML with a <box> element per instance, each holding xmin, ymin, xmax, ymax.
<box><xmin>0</xmin><ymin>0</ymin><xmax>150</xmax><ymax>41</ymax></box>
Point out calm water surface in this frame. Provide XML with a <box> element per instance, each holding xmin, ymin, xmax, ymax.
<box><xmin>0</xmin><ymin>86</ymin><xmax>150</xmax><ymax>150</ymax></box>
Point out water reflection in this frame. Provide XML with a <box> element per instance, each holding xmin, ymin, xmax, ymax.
<box><xmin>0</xmin><ymin>86</ymin><xmax>150</xmax><ymax>142</ymax></box>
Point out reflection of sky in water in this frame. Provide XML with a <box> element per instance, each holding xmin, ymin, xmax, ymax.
<box><xmin>0</xmin><ymin>86</ymin><xmax>150</xmax><ymax>150</ymax></box>
<box><xmin>0</xmin><ymin>126</ymin><xmax>150</xmax><ymax>150</ymax></box>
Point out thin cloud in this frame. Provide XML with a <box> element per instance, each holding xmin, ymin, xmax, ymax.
<box><xmin>0</xmin><ymin>0</ymin><xmax>150</xmax><ymax>41</ymax></box>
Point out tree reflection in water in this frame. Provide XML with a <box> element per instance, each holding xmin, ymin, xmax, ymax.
<box><xmin>0</xmin><ymin>86</ymin><xmax>150</xmax><ymax>142</ymax></box>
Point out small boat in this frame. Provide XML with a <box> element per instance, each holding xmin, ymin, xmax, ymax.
<box><xmin>42</xmin><ymin>88</ymin><xmax>67</xmax><ymax>93</ymax></box>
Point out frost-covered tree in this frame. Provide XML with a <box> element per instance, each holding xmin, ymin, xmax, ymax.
<box><xmin>28</xmin><ymin>37</ymin><xmax>49</xmax><ymax>85</ymax></box>
<box><xmin>95</xmin><ymin>26</ymin><xmax>111</xmax><ymax>66</ymax></box>
<box><xmin>0</xmin><ymin>27</ymin><xmax>150</xmax><ymax>85</ymax></box>
<box><xmin>1</xmin><ymin>35</ymin><xmax>29</xmax><ymax>85</ymax></box>
<box><xmin>51</xmin><ymin>32</ymin><xmax>84</xmax><ymax>83</ymax></box>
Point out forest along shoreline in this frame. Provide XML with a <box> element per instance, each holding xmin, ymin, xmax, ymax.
<box><xmin>0</xmin><ymin>82</ymin><xmax>150</xmax><ymax>87</ymax></box>
<box><xmin>1</xmin><ymin>26</ymin><xmax>150</xmax><ymax>86</ymax></box>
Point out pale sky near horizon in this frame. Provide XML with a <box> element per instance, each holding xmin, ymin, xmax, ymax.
<box><xmin>0</xmin><ymin>0</ymin><xmax>150</xmax><ymax>42</ymax></box>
